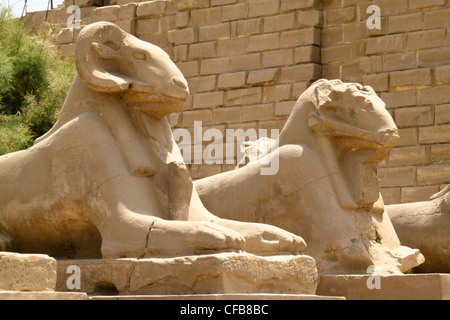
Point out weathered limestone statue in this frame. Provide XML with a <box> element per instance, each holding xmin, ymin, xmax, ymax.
<box><xmin>386</xmin><ymin>185</ymin><xmax>450</xmax><ymax>273</ymax></box>
<box><xmin>196</xmin><ymin>79</ymin><xmax>425</xmax><ymax>274</ymax></box>
<box><xmin>0</xmin><ymin>22</ymin><xmax>306</xmax><ymax>259</ymax></box>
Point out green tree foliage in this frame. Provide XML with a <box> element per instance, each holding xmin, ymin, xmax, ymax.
<box><xmin>0</xmin><ymin>6</ymin><xmax>75</xmax><ymax>155</ymax></box>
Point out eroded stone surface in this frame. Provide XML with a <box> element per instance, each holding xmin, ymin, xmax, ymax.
<box><xmin>387</xmin><ymin>185</ymin><xmax>450</xmax><ymax>273</ymax></box>
<box><xmin>0</xmin><ymin>252</ymin><xmax>56</xmax><ymax>292</ymax></box>
<box><xmin>317</xmin><ymin>274</ymin><xmax>450</xmax><ymax>300</ymax></box>
<box><xmin>56</xmin><ymin>253</ymin><xmax>318</xmax><ymax>295</ymax></box>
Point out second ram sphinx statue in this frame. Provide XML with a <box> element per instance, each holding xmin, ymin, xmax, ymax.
<box><xmin>1</xmin><ymin>21</ymin><xmax>445</xmax><ymax>276</ymax></box>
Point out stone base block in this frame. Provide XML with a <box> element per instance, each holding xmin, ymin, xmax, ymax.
<box><xmin>317</xmin><ymin>273</ymin><xmax>450</xmax><ymax>300</ymax></box>
<box><xmin>0</xmin><ymin>291</ymin><xmax>87</xmax><ymax>300</ymax></box>
<box><xmin>56</xmin><ymin>252</ymin><xmax>318</xmax><ymax>295</ymax></box>
<box><xmin>0</xmin><ymin>252</ymin><xmax>56</xmax><ymax>291</ymax></box>
<box><xmin>90</xmin><ymin>294</ymin><xmax>345</xmax><ymax>300</ymax></box>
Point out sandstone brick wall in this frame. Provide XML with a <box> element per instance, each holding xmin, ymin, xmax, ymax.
<box><xmin>25</xmin><ymin>0</ymin><xmax>450</xmax><ymax>204</ymax></box>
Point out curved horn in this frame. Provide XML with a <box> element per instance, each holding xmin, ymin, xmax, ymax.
<box><xmin>75</xmin><ymin>22</ymin><xmax>129</xmax><ymax>93</ymax></box>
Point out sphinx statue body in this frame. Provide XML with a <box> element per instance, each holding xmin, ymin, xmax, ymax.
<box><xmin>0</xmin><ymin>22</ymin><xmax>305</xmax><ymax>259</ymax></box>
<box><xmin>196</xmin><ymin>79</ymin><xmax>425</xmax><ymax>274</ymax></box>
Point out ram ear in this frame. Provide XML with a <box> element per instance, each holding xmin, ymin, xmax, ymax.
<box><xmin>75</xmin><ymin>23</ymin><xmax>130</xmax><ymax>93</ymax></box>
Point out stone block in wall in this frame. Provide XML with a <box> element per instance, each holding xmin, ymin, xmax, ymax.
<box><xmin>381</xmin><ymin>90</ymin><xmax>417</xmax><ymax>108</ymax></box>
<box><xmin>435</xmin><ymin>65</ymin><xmax>450</xmax><ymax>84</ymax></box>
<box><xmin>248</xmin><ymin>0</ymin><xmax>280</xmax><ymax>18</ymax></box>
<box><xmin>280</xmin><ymin>28</ymin><xmax>320</xmax><ymax>48</ymax></box>
<box><xmin>417</xmin><ymin>164</ymin><xmax>450</xmax><ymax>185</ymax></box>
<box><xmin>188</xmin><ymin>75</ymin><xmax>217</xmax><ymax>93</ymax></box>
<box><xmin>119</xmin><ymin>3</ymin><xmax>137</xmax><ymax>21</ymax></box>
<box><xmin>191</xmin><ymin>6</ymin><xmax>222</xmax><ymax>25</ymax></box>
<box><xmin>136</xmin><ymin>18</ymin><xmax>160</xmax><ymax>35</ymax></box>
<box><xmin>321</xmin><ymin>26</ymin><xmax>343</xmax><ymax>47</ymax></box>
<box><xmin>263</xmin><ymin>84</ymin><xmax>291</xmax><ymax>102</ymax></box>
<box><xmin>380</xmin><ymin>187</ymin><xmax>401</xmax><ymax>204</ymax></box>
<box><xmin>394</xmin><ymin>106</ymin><xmax>434</xmax><ymax>128</ymax></box>
<box><xmin>247</xmin><ymin>68</ymin><xmax>279</xmax><ymax>84</ymax></box>
<box><xmin>321</xmin><ymin>45</ymin><xmax>352</xmax><ymax>64</ymax></box>
<box><xmin>419</xmin><ymin>124</ymin><xmax>450</xmax><ymax>144</ymax></box>
<box><xmin>189</xmin><ymin>42</ymin><xmax>217</xmax><ymax>59</ymax></box>
<box><xmin>390</xmin><ymin>68</ymin><xmax>433</xmax><ymax>88</ymax></box>
<box><xmin>229</xmin><ymin>53</ymin><xmax>262</xmax><ymax>72</ymax></box>
<box><xmin>359</xmin><ymin>55</ymin><xmax>383</xmax><ymax>73</ymax></box>
<box><xmin>241</xmin><ymin>104</ymin><xmax>274</xmax><ymax>121</ymax></box>
<box><xmin>137</xmin><ymin>1</ymin><xmax>167</xmax><ymax>18</ymax></box>
<box><xmin>396</xmin><ymin>128</ymin><xmax>418</xmax><ymax>147</ymax></box>
<box><xmin>177</xmin><ymin>0</ymin><xmax>211</xmax><ymax>11</ymax></box>
<box><xmin>292</xmin><ymin>82</ymin><xmax>310</xmax><ymax>99</ymax></box>
<box><xmin>193</xmin><ymin>91</ymin><xmax>224</xmax><ymax>109</ymax></box>
<box><xmin>279</xmin><ymin>63</ymin><xmax>321</xmax><ymax>83</ymax></box>
<box><xmin>226</xmin><ymin>87</ymin><xmax>262</xmax><ymax>106</ymax></box>
<box><xmin>222</xmin><ymin>2</ymin><xmax>248</xmax><ymax>21</ymax></box>
<box><xmin>264</xmin><ymin>13</ymin><xmax>296</xmax><ymax>33</ymax></box>
<box><xmin>142</xmin><ymin>33</ymin><xmax>171</xmax><ymax>50</ymax></box>
<box><xmin>115</xmin><ymin>19</ymin><xmax>135</xmax><ymax>34</ymax></box>
<box><xmin>418</xmin><ymin>47</ymin><xmax>450</xmax><ymax>67</ymax></box>
<box><xmin>362</xmin><ymin>73</ymin><xmax>389</xmax><ymax>92</ymax></box>
<box><xmin>418</xmin><ymin>85</ymin><xmax>450</xmax><ymax>105</ymax></box>
<box><xmin>274</xmin><ymin>101</ymin><xmax>295</xmax><ymax>116</ymax></box>
<box><xmin>297</xmin><ymin>10</ymin><xmax>322</xmax><ymax>28</ymax></box>
<box><xmin>248</xmin><ymin>33</ymin><xmax>280</xmax><ymax>52</ymax></box>
<box><xmin>342</xmin><ymin>23</ymin><xmax>366</xmax><ymax>42</ymax></box>
<box><xmin>199</xmin><ymin>23</ymin><xmax>231</xmax><ymax>42</ymax></box>
<box><xmin>388</xmin><ymin>146</ymin><xmax>428</xmax><ymax>166</ymax></box>
<box><xmin>326</xmin><ymin>6</ymin><xmax>356</xmax><ymax>25</ymax></box>
<box><xmin>236</xmin><ymin>18</ymin><xmax>262</xmax><ymax>36</ymax></box>
<box><xmin>383</xmin><ymin>52</ymin><xmax>416</xmax><ymax>72</ymax></box>
<box><xmin>408</xmin><ymin>0</ymin><xmax>446</xmax><ymax>11</ymax></box>
<box><xmin>401</xmin><ymin>185</ymin><xmax>440</xmax><ymax>203</ymax></box>
<box><xmin>201</xmin><ymin>57</ymin><xmax>231</xmax><ymax>75</ymax></box>
<box><xmin>388</xmin><ymin>13</ymin><xmax>422</xmax><ymax>34</ymax></box>
<box><xmin>213</xmin><ymin>106</ymin><xmax>241</xmax><ymax>124</ymax></box>
<box><xmin>435</xmin><ymin>104</ymin><xmax>450</xmax><ymax>124</ymax></box>
<box><xmin>211</xmin><ymin>0</ymin><xmax>238</xmax><ymax>6</ymax></box>
<box><xmin>368</xmin><ymin>0</ymin><xmax>408</xmax><ymax>16</ymax></box>
<box><xmin>168</xmin><ymin>27</ymin><xmax>197</xmax><ymax>45</ymax></box>
<box><xmin>407</xmin><ymin>29</ymin><xmax>446</xmax><ymax>51</ymax></box>
<box><xmin>377</xmin><ymin>167</ymin><xmax>416</xmax><ymax>187</ymax></box>
<box><xmin>217</xmin><ymin>38</ymin><xmax>248</xmax><ymax>56</ymax></box>
<box><xmin>182</xmin><ymin>109</ymin><xmax>214</xmax><ymax>127</ymax></box>
<box><xmin>424</xmin><ymin>8</ymin><xmax>450</xmax><ymax>29</ymax></box>
<box><xmin>431</xmin><ymin>144</ymin><xmax>450</xmax><ymax>163</ymax></box>
<box><xmin>294</xmin><ymin>46</ymin><xmax>320</xmax><ymax>64</ymax></box>
<box><xmin>280</xmin><ymin>0</ymin><xmax>319</xmax><ymax>12</ymax></box>
<box><xmin>91</xmin><ymin>5</ymin><xmax>120</xmax><ymax>22</ymax></box>
<box><xmin>262</xmin><ymin>49</ymin><xmax>294</xmax><ymax>68</ymax></box>
<box><xmin>322</xmin><ymin>64</ymin><xmax>340</xmax><ymax>80</ymax></box>
<box><xmin>366</xmin><ymin>34</ymin><xmax>405</xmax><ymax>55</ymax></box>
<box><xmin>217</xmin><ymin>72</ymin><xmax>247</xmax><ymax>89</ymax></box>
<box><xmin>177</xmin><ymin>60</ymin><xmax>200</xmax><ymax>78</ymax></box>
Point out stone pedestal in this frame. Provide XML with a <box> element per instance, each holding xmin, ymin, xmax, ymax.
<box><xmin>0</xmin><ymin>252</ymin><xmax>56</xmax><ymax>292</ymax></box>
<box><xmin>0</xmin><ymin>252</ymin><xmax>88</xmax><ymax>300</ymax></box>
<box><xmin>317</xmin><ymin>273</ymin><xmax>450</xmax><ymax>300</ymax></box>
<box><xmin>56</xmin><ymin>252</ymin><xmax>318</xmax><ymax>295</ymax></box>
